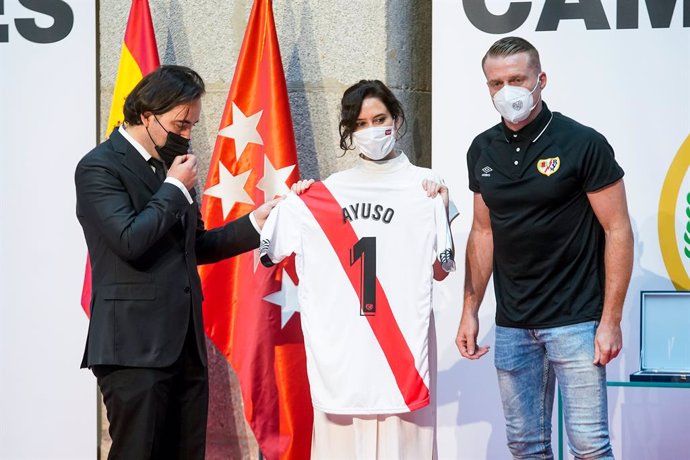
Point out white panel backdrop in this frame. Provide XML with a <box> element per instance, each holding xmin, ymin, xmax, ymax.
<box><xmin>0</xmin><ymin>1</ymin><xmax>96</xmax><ymax>458</ymax></box>
<box><xmin>432</xmin><ymin>1</ymin><xmax>690</xmax><ymax>459</ymax></box>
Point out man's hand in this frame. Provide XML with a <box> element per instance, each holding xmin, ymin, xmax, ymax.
<box><xmin>253</xmin><ymin>197</ymin><xmax>283</xmax><ymax>230</ymax></box>
<box><xmin>167</xmin><ymin>154</ymin><xmax>198</xmax><ymax>190</ymax></box>
<box><xmin>593</xmin><ymin>321</ymin><xmax>622</xmax><ymax>366</ymax></box>
<box><xmin>456</xmin><ymin>312</ymin><xmax>490</xmax><ymax>360</ymax></box>
<box><xmin>291</xmin><ymin>179</ymin><xmax>315</xmax><ymax>195</ymax></box>
<box><xmin>422</xmin><ymin>179</ymin><xmax>449</xmax><ymax>209</ymax></box>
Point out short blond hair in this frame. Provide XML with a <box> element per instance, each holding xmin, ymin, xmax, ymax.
<box><xmin>482</xmin><ymin>36</ymin><xmax>541</xmax><ymax>73</ymax></box>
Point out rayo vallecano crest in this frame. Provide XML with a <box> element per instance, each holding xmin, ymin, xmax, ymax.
<box><xmin>537</xmin><ymin>157</ymin><xmax>560</xmax><ymax>176</ymax></box>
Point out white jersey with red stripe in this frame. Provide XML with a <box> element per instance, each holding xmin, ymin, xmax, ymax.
<box><xmin>259</xmin><ymin>153</ymin><xmax>454</xmax><ymax>414</ymax></box>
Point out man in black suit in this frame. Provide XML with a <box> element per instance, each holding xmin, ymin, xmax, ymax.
<box><xmin>75</xmin><ymin>65</ymin><xmax>276</xmax><ymax>459</ymax></box>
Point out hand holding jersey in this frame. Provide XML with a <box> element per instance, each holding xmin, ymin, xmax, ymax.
<box><xmin>260</xmin><ymin>153</ymin><xmax>454</xmax><ymax>413</ymax></box>
<box><xmin>261</xmin><ymin>80</ymin><xmax>454</xmax><ymax>459</ymax></box>
<box><xmin>293</xmin><ymin>177</ymin><xmax>449</xmax><ymax>211</ymax></box>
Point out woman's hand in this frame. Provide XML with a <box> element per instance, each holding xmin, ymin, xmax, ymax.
<box><xmin>291</xmin><ymin>179</ymin><xmax>315</xmax><ymax>195</ymax></box>
<box><xmin>422</xmin><ymin>179</ymin><xmax>449</xmax><ymax>209</ymax></box>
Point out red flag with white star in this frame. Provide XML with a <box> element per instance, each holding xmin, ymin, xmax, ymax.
<box><xmin>199</xmin><ymin>1</ymin><xmax>312</xmax><ymax>458</ymax></box>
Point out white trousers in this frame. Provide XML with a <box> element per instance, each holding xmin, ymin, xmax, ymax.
<box><xmin>310</xmin><ymin>403</ymin><xmax>437</xmax><ymax>460</ymax></box>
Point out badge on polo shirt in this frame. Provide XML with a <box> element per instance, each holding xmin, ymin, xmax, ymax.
<box><xmin>537</xmin><ymin>157</ymin><xmax>560</xmax><ymax>176</ymax></box>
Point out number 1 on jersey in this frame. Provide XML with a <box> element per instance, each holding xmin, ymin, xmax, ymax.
<box><xmin>350</xmin><ymin>237</ymin><xmax>376</xmax><ymax>316</ymax></box>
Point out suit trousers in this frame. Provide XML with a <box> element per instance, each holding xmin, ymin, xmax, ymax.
<box><xmin>92</xmin><ymin>315</ymin><xmax>208</xmax><ymax>460</ymax></box>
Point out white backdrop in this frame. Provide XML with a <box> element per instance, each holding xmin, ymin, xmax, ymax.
<box><xmin>0</xmin><ymin>1</ymin><xmax>96</xmax><ymax>458</ymax></box>
<box><xmin>432</xmin><ymin>1</ymin><xmax>690</xmax><ymax>459</ymax></box>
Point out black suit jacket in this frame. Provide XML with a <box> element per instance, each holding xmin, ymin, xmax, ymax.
<box><xmin>75</xmin><ymin>129</ymin><xmax>258</xmax><ymax>368</ymax></box>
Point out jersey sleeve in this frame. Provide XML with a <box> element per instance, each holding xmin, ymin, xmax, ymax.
<box><xmin>434</xmin><ymin>196</ymin><xmax>456</xmax><ymax>272</ymax></box>
<box><xmin>259</xmin><ymin>193</ymin><xmax>302</xmax><ymax>267</ymax></box>
<box><xmin>467</xmin><ymin>137</ymin><xmax>483</xmax><ymax>193</ymax></box>
<box><xmin>579</xmin><ymin>130</ymin><xmax>625</xmax><ymax>192</ymax></box>
<box><xmin>425</xmin><ymin>169</ymin><xmax>460</xmax><ymax>224</ymax></box>
<box><xmin>433</xmin><ymin>171</ymin><xmax>461</xmax><ymax>224</ymax></box>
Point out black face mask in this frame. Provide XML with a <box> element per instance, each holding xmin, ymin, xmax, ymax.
<box><xmin>147</xmin><ymin>116</ymin><xmax>190</xmax><ymax>168</ymax></box>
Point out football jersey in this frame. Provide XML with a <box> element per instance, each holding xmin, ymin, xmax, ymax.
<box><xmin>259</xmin><ymin>153</ymin><xmax>454</xmax><ymax>414</ymax></box>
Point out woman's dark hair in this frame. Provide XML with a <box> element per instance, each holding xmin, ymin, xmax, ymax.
<box><xmin>338</xmin><ymin>79</ymin><xmax>406</xmax><ymax>151</ymax></box>
<box><xmin>123</xmin><ymin>65</ymin><xmax>206</xmax><ymax>125</ymax></box>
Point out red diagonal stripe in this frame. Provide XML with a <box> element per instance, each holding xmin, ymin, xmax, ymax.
<box><xmin>299</xmin><ymin>182</ymin><xmax>429</xmax><ymax>411</ymax></box>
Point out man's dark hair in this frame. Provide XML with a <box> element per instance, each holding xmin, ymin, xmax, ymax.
<box><xmin>482</xmin><ymin>36</ymin><xmax>541</xmax><ymax>72</ymax></box>
<box><xmin>339</xmin><ymin>79</ymin><xmax>407</xmax><ymax>152</ymax></box>
<box><xmin>123</xmin><ymin>65</ymin><xmax>205</xmax><ymax>125</ymax></box>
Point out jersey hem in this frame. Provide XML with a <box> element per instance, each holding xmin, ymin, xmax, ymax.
<box><xmin>495</xmin><ymin>314</ymin><xmax>602</xmax><ymax>330</ymax></box>
<box><xmin>312</xmin><ymin>395</ymin><xmax>430</xmax><ymax>415</ymax></box>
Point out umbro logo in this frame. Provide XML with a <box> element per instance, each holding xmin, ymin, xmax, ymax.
<box><xmin>481</xmin><ymin>166</ymin><xmax>492</xmax><ymax>177</ymax></box>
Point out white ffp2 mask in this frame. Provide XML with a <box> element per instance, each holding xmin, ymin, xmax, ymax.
<box><xmin>352</xmin><ymin>125</ymin><xmax>396</xmax><ymax>160</ymax></box>
<box><xmin>492</xmin><ymin>77</ymin><xmax>540</xmax><ymax>124</ymax></box>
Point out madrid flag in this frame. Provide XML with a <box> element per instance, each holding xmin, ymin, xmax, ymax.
<box><xmin>199</xmin><ymin>0</ymin><xmax>312</xmax><ymax>459</ymax></box>
<box><xmin>80</xmin><ymin>0</ymin><xmax>160</xmax><ymax>316</ymax></box>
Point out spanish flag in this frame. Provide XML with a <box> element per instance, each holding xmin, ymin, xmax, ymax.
<box><xmin>104</xmin><ymin>0</ymin><xmax>160</xmax><ymax>136</ymax></box>
<box><xmin>81</xmin><ymin>0</ymin><xmax>159</xmax><ymax>315</ymax></box>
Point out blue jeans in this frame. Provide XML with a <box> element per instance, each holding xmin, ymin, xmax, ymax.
<box><xmin>495</xmin><ymin>321</ymin><xmax>614</xmax><ymax>460</ymax></box>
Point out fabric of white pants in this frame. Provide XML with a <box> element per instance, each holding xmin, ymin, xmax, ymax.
<box><xmin>310</xmin><ymin>403</ymin><xmax>437</xmax><ymax>460</ymax></box>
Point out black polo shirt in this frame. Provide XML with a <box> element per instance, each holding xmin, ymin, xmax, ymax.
<box><xmin>467</xmin><ymin>102</ymin><xmax>624</xmax><ymax>328</ymax></box>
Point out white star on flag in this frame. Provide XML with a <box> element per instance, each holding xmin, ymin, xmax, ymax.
<box><xmin>263</xmin><ymin>268</ymin><xmax>299</xmax><ymax>328</ymax></box>
<box><xmin>203</xmin><ymin>161</ymin><xmax>254</xmax><ymax>219</ymax></box>
<box><xmin>256</xmin><ymin>154</ymin><xmax>295</xmax><ymax>200</ymax></box>
<box><xmin>217</xmin><ymin>103</ymin><xmax>263</xmax><ymax>162</ymax></box>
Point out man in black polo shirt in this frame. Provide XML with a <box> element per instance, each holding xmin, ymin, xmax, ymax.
<box><xmin>455</xmin><ymin>37</ymin><xmax>633</xmax><ymax>460</ymax></box>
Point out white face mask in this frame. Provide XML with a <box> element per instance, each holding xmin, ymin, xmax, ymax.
<box><xmin>492</xmin><ymin>77</ymin><xmax>540</xmax><ymax>124</ymax></box>
<box><xmin>352</xmin><ymin>125</ymin><xmax>396</xmax><ymax>161</ymax></box>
